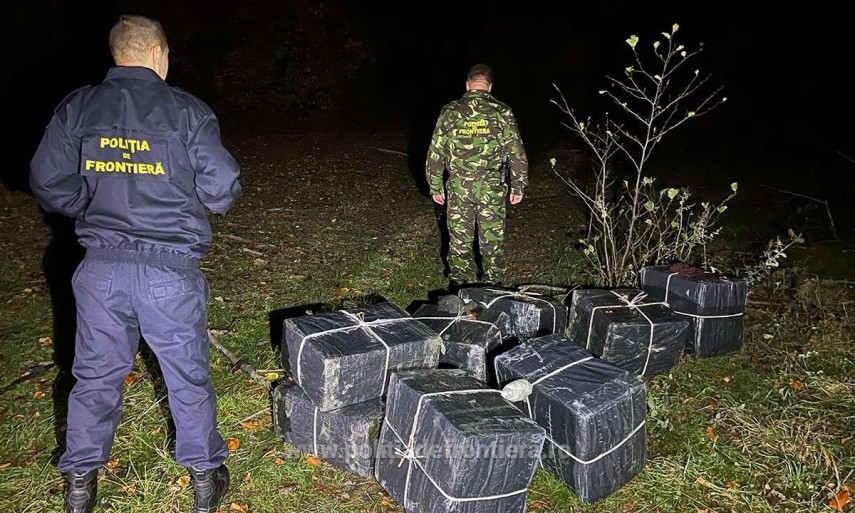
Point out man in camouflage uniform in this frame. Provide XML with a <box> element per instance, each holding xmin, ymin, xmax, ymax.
<box><xmin>426</xmin><ymin>64</ymin><xmax>528</xmax><ymax>286</ymax></box>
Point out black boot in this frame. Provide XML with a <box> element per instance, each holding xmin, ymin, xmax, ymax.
<box><xmin>190</xmin><ymin>465</ymin><xmax>230</xmax><ymax>513</ymax></box>
<box><xmin>64</xmin><ymin>469</ymin><xmax>98</xmax><ymax>513</ymax></box>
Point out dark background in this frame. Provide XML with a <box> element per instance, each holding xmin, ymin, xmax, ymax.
<box><xmin>2</xmin><ymin>0</ymin><xmax>853</xmax><ymax>225</ymax></box>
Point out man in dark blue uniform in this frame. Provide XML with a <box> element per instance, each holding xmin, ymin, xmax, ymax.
<box><xmin>29</xmin><ymin>15</ymin><xmax>241</xmax><ymax>513</ymax></box>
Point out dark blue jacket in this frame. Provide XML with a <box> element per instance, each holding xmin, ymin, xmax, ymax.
<box><xmin>30</xmin><ymin>66</ymin><xmax>241</xmax><ymax>260</ymax></box>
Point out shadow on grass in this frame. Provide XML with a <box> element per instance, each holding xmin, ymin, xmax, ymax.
<box><xmin>42</xmin><ymin>212</ymin><xmax>84</xmax><ymax>465</ymax></box>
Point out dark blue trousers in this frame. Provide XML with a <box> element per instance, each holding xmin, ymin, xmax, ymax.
<box><xmin>58</xmin><ymin>248</ymin><xmax>228</xmax><ymax>472</ymax></box>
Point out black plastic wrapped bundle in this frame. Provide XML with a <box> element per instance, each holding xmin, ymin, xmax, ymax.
<box><xmin>566</xmin><ymin>288</ymin><xmax>689</xmax><ymax>376</ymax></box>
<box><xmin>375</xmin><ymin>369</ymin><xmax>545</xmax><ymax>513</ymax></box>
<box><xmin>283</xmin><ymin>302</ymin><xmax>442</xmax><ymax>411</ymax></box>
<box><xmin>271</xmin><ymin>383</ymin><xmax>383</xmax><ymax>478</ymax></box>
<box><xmin>458</xmin><ymin>286</ymin><xmax>568</xmax><ymax>341</ymax></box>
<box><xmin>412</xmin><ymin>304</ymin><xmax>509</xmax><ymax>382</ymax></box>
<box><xmin>494</xmin><ymin>335</ymin><xmax>647</xmax><ymax>504</ymax></box>
<box><xmin>434</xmin><ymin>294</ymin><xmax>515</xmax><ymax>340</ymax></box>
<box><xmin>639</xmin><ymin>264</ymin><xmax>748</xmax><ymax>356</ymax></box>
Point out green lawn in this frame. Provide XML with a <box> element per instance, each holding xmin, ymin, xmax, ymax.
<box><xmin>1</xmin><ymin>126</ymin><xmax>852</xmax><ymax>512</ymax></box>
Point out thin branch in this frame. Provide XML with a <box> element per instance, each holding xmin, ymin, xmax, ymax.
<box><xmin>218</xmin><ymin>233</ymin><xmax>256</xmax><ymax>244</ymax></box>
<box><xmin>605</xmin><ymin>75</ymin><xmax>651</xmax><ymax>103</ymax></box>
<box><xmin>208</xmin><ymin>330</ymin><xmax>271</xmax><ymax>390</ymax></box>
<box><xmin>837</xmin><ymin>150</ymin><xmax>855</xmax><ymax>165</ymax></box>
<box><xmin>368</xmin><ymin>146</ymin><xmax>409</xmax><ymax>157</ymax></box>
<box><xmin>0</xmin><ymin>362</ymin><xmax>55</xmax><ymax>396</ymax></box>
<box><xmin>752</xmin><ymin>183</ymin><xmax>844</xmax><ymax>242</ymax></box>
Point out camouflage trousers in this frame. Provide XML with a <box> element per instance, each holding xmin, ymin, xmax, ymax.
<box><xmin>445</xmin><ymin>174</ymin><xmax>507</xmax><ymax>283</ymax></box>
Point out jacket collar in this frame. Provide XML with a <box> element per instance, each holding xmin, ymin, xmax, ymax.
<box><xmin>463</xmin><ymin>89</ymin><xmax>493</xmax><ymax>99</ymax></box>
<box><xmin>104</xmin><ymin>66</ymin><xmax>164</xmax><ymax>83</ymax></box>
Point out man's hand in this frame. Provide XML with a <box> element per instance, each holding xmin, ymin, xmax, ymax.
<box><xmin>510</xmin><ymin>193</ymin><xmax>523</xmax><ymax>205</ymax></box>
<box><xmin>432</xmin><ymin>193</ymin><xmax>446</xmax><ymax>205</ymax></box>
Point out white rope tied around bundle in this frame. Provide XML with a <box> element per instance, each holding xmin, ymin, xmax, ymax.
<box><xmin>584</xmin><ymin>290</ymin><xmax>668</xmax><ymax>376</ymax></box>
<box><xmin>495</xmin><ymin>353</ymin><xmax>647</xmax><ymax>465</ymax></box>
<box><xmin>388</xmin><ymin>380</ymin><xmax>535</xmax><ymax>504</ymax></box>
<box><xmin>484</xmin><ymin>287</ymin><xmax>559</xmax><ymax>333</ymax></box>
<box><xmin>296</xmin><ymin>311</ymin><xmax>420</xmax><ymax>397</ymax></box>
<box><xmin>413</xmin><ymin>308</ymin><xmax>503</xmax><ymax>354</ymax></box>
<box><xmin>312</xmin><ymin>406</ymin><xmax>319</xmax><ymax>456</ymax></box>
<box><xmin>663</xmin><ymin>272</ymin><xmax>744</xmax><ymax>319</ymax></box>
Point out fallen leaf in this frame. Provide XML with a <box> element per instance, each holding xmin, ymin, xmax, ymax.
<box><xmin>697</xmin><ymin>510</ymin><xmax>709</xmax><ymax>513</ymax></box>
<box><xmin>305</xmin><ymin>454</ymin><xmax>322</xmax><ymax>466</ymax></box>
<box><xmin>106</xmin><ymin>459</ymin><xmax>120</xmax><ymax>471</ymax></box>
<box><xmin>242</xmin><ymin>472</ymin><xmax>252</xmax><ymax>484</ymax></box>
<box><xmin>265</xmin><ymin>372</ymin><xmax>279</xmax><ymax>380</ymax></box>
<box><xmin>124</xmin><ymin>373</ymin><xmax>140</xmax><ymax>386</ymax></box>
<box><xmin>787</xmin><ymin>378</ymin><xmax>804</xmax><ymax>391</ymax></box>
<box><xmin>722</xmin><ymin>376</ymin><xmax>734</xmax><ymax>384</ymax></box>
<box><xmin>39</xmin><ymin>337</ymin><xmax>52</xmax><ymax>347</ymax></box>
<box><xmin>340</xmin><ymin>287</ymin><xmax>350</xmax><ymax>294</ymax></box>
<box><xmin>274</xmin><ymin>457</ymin><xmax>285</xmax><ymax>465</ymax></box>
<box><xmin>380</xmin><ymin>496</ymin><xmax>395</xmax><ymax>506</ymax></box>
<box><xmin>622</xmin><ymin>501</ymin><xmax>638</xmax><ymax>512</ymax></box>
<box><xmin>23</xmin><ymin>288</ymin><xmax>32</xmax><ymax>294</ymax></box>
<box><xmin>705</xmin><ymin>426</ymin><xmax>719</xmax><ymax>442</ymax></box>
<box><xmin>230</xmin><ymin>503</ymin><xmax>249</xmax><ymax>512</ymax></box>
<box><xmin>240</xmin><ymin>420</ymin><xmax>263</xmax><ymax>431</ymax></box>
<box><xmin>831</xmin><ymin>487</ymin><xmax>850</xmax><ymax>512</ymax></box>
<box><xmin>706</xmin><ymin>397</ymin><xmax>720</xmax><ymax>409</ymax></box>
<box><xmin>695</xmin><ymin>477</ymin><xmax>712</xmax><ymax>488</ymax></box>
<box><xmin>33</xmin><ymin>391</ymin><xmax>46</xmax><ymax>399</ymax></box>
<box><xmin>725</xmin><ymin>481</ymin><xmax>739</xmax><ymax>489</ymax></box>
<box><xmin>0</xmin><ymin>463</ymin><xmax>11</xmax><ymax>470</ymax></box>
<box><xmin>176</xmin><ymin>475</ymin><xmax>191</xmax><ymax>488</ymax></box>
<box><xmin>123</xmin><ymin>482</ymin><xmax>137</xmax><ymax>495</ymax></box>
<box><xmin>32</xmin><ymin>411</ymin><xmax>41</xmax><ymax>419</ymax></box>
<box><xmin>227</xmin><ymin>438</ymin><xmax>240</xmax><ymax>452</ymax></box>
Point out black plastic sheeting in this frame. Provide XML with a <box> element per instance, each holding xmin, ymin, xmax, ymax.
<box><xmin>412</xmin><ymin>304</ymin><xmax>510</xmax><ymax>382</ymax></box>
<box><xmin>566</xmin><ymin>288</ymin><xmax>690</xmax><ymax>376</ymax></box>
<box><xmin>375</xmin><ymin>369</ymin><xmax>545</xmax><ymax>513</ymax></box>
<box><xmin>458</xmin><ymin>287</ymin><xmax>568</xmax><ymax>341</ymax></box>
<box><xmin>271</xmin><ymin>383</ymin><xmax>383</xmax><ymax>478</ymax></box>
<box><xmin>494</xmin><ymin>335</ymin><xmax>647</xmax><ymax>504</ymax></box>
<box><xmin>283</xmin><ymin>302</ymin><xmax>442</xmax><ymax>411</ymax></box>
<box><xmin>434</xmin><ymin>294</ymin><xmax>515</xmax><ymax>341</ymax></box>
<box><xmin>639</xmin><ymin>265</ymin><xmax>748</xmax><ymax>356</ymax></box>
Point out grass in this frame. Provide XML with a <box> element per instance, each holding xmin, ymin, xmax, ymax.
<box><xmin>1</xmin><ymin>125</ymin><xmax>853</xmax><ymax>512</ymax></box>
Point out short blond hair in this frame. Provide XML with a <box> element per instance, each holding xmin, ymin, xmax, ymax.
<box><xmin>109</xmin><ymin>15</ymin><xmax>168</xmax><ymax>63</ymax></box>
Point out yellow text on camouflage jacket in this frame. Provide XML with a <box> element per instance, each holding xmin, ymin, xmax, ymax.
<box><xmin>425</xmin><ymin>89</ymin><xmax>528</xmax><ymax>195</ymax></box>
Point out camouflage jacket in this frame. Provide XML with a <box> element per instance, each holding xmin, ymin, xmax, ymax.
<box><xmin>425</xmin><ymin>89</ymin><xmax>528</xmax><ymax>196</ymax></box>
